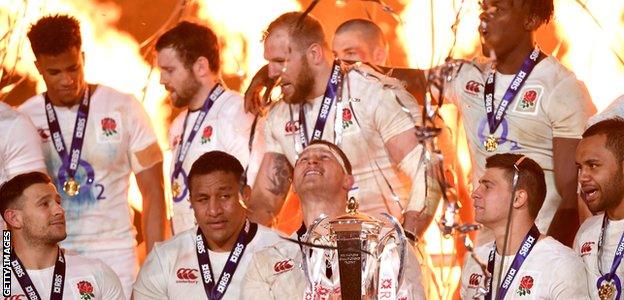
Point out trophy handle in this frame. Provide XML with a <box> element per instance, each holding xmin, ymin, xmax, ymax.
<box><xmin>301</xmin><ymin>214</ymin><xmax>330</xmax><ymax>291</ymax></box>
<box><xmin>380</xmin><ymin>212</ymin><xmax>408</xmax><ymax>293</ymax></box>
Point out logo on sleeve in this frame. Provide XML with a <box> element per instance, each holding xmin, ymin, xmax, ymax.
<box><xmin>200</xmin><ymin>126</ymin><xmax>213</xmax><ymax>144</ymax></box>
<box><xmin>284</xmin><ymin>121</ymin><xmax>300</xmax><ymax>136</ymax></box>
<box><xmin>176</xmin><ymin>268</ymin><xmax>199</xmax><ymax>283</ymax></box>
<box><xmin>76</xmin><ymin>280</ymin><xmax>95</xmax><ymax>300</ymax></box>
<box><xmin>464</xmin><ymin>80</ymin><xmax>483</xmax><ymax>96</ymax></box>
<box><xmin>273</xmin><ymin>259</ymin><xmax>294</xmax><ymax>274</ymax></box>
<box><xmin>513</xmin><ymin>87</ymin><xmax>543</xmax><ymax>115</ymax></box>
<box><xmin>468</xmin><ymin>273</ymin><xmax>482</xmax><ymax>287</ymax></box>
<box><xmin>516</xmin><ymin>275</ymin><xmax>534</xmax><ymax>296</ymax></box>
<box><xmin>580</xmin><ymin>241</ymin><xmax>595</xmax><ymax>256</ymax></box>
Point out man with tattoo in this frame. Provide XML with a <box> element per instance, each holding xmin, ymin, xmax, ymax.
<box><xmin>242</xmin><ymin>140</ymin><xmax>425</xmax><ymax>299</ymax></box>
<box><xmin>248</xmin><ymin>12</ymin><xmax>431</xmax><ymax>239</ymax></box>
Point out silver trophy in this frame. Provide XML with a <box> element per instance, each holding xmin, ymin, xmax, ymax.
<box><xmin>301</xmin><ymin>197</ymin><xmax>408</xmax><ymax>299</ymax></box>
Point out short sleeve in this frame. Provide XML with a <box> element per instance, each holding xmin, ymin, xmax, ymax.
<box><xmin>2</xmin><ymin>112</ymin><xmax>46</xmax><ymax>181</ymax></box>
<box><xmin>545</xmin><ymin>75</ymin><xmax>596</xmax><ymax>138</ymax></box>
<box><xmin>373</xmin><ymin>88</ymin><xmax>418</xmax><ymax>143</ymax></box>
<box><xmin>587</xmin><ymin>94</ymin><xmax>624</xmax><ymax>127</ymax></box>
<box><xmin>549</xmin><ymin>253</ymin><xmax>589</xmax><ymax>299</ymax></box>
<box><xmin>241</xmin><ymin>252</ymin><xmax>276</xmax><ymax>300</ymax></box>
<box><xmin>95</xmin><ymin>260</ymin><xmax>126</xmax><ymax>299</ymax></box>
<box><xmin>132</xmin><ymin>246</ymin><xmax>169</xmax><ymax>299</ymax></box>
<box><xmin>218</xmin><ymin>94</ymin><xmax>254</xmax><ymax>173</ymax></box>
<box><xmin>125</xmin><ymin>96</ymin><xmax>162</xmax><ymax>173</ymax></box>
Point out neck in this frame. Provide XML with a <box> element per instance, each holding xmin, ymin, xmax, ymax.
<box><xmin>301</xmin><ymin>192</ymin><xmax>346</xmax><ymax>227</ymax></box>
<box><xmin>492</xmin><ymin>217</ymin><xmax>534</xmax><ymax>256</ymax></box>
<box><xmin>201</xmin><ymin>218</ymin><xmax>246</xmax><ymax>253</ymax></box>
<box><xmin>495</xmin><ymin>38</ymin><xmax>535</xmax><ymax>75</ymax></box>
<box><xmin>606</xmin><ymin>200</ymin><xmax>624</xmax><ymax>220</ymax></box>
<box><xmin>47</xmin><ymin>84</ymin><xmax>87</xmax><ymax>107</ymax></box>
<box><xmin>12</xmin><ymin>233</ymin><xmax>58</xmax><ymax>269</ymax></box>
<box><xmin>308</xmin><ymin>61</ymin><xmax>333</xmax><ymax>103</ymax></box>
<box><xmin>188</xmin><ymin>79</ymin><xmax>217</xmax><ymax>111</ymax></box>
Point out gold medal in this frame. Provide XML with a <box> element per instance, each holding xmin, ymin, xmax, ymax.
<box><xmin>172</xmin><ymin>181</ymin><xmax>181</xmax><ymax>198</ymax></box>
<box><xmin>598</xmin><ymin>282</ymin><xmax>615</xmax><ymax>300</ymax></box>
<box><xmin>63</xmin><ymin>177</ymin><xmax>80</xmax><ymax>197</ymax></box>
<box><xmin>484</xmin><ymin>135</ymin><xmax>498</xmax><ymax>152</ymax></box>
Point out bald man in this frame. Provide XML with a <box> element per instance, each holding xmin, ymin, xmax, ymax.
<box><xmin>332</xmin><ymin>18</ymin><xmax>388</xmax><ymax>66</ymax></box>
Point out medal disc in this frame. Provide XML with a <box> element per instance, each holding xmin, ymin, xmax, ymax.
<box><xmin>172</xmin><ymin>181</ymin><xmax>181</xmax><ymax>198</ymax></box>
<box><xmin>63</xmin><ymin>178</ymin><xmax>80</xmax><ymax>197</ymax></box>
<box><xmin>599</xmin><ymin>282</ymin><xmax>615</xmax><ymax>300</ymax></box>
<box><xmin>484</xmin><ymin>135</ymin><xmax>498</xmax><ymax>152</ymax></box>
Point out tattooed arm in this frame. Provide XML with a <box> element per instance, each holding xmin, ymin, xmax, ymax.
<box><xmin>249</xmin><ymin>152</ymin><xmax>293</xmax><ymax>226</ymax></box>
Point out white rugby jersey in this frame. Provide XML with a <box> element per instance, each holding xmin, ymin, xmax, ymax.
<box><xmin>445</xmin><ymin>56</ymin><xmax>596</xmax><ymax>233</ymax></box>
<box><xmin>168</xmin><ymin>89</ymin><xmax>265</xmax><ymax>234</ymax></box>
<box><xmin>587</xmin><ymin>94</ymin><xmax>624</xmax><ymax>126</ymax></box>
<box><xmin>574</xmin><ymin>213</ymin><xmax>624</xmax><ymax>300</ymax></box>
<box><xmin>264</xmin><ymin>67</ymin><xmax>423</xmax><ymax>220</ymax></box>
<box><xmin>0</xmin><ymin>102</ymin><xmax>45</xmax><ymax>184</ymax></box>
<box><xmin>2</xmin><ymin>251</ymin><xmax>124</xmax><ymax>299</ymax></box>
<box><xmin>461</xmin><ymin>236</ymin><xmax>588</xmax><ymax>299</ymax></box>
<box><xmin>133</xmin><ymin>223</ymin><xmax>282</xmax><ymax>300</ymax></box>
<box><xmin>242</xmin><ymin>231</ymin><xmax>425</xmax><ymax>299</ymax></box>
<box><xmin>18</xmin><ymin>85</ymin><xmax>160</xmax><ymax>253</ymax></box>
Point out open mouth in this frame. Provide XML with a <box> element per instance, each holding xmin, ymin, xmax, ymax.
<box><xmin>304</xmin><ymin>169</ymin><xmax>323</xmax><ymax>177</ymax></box>
<box><xmin>581</xmin><ymin>186</ymin><xmax>599</xmax><ymax>202</ymax></box>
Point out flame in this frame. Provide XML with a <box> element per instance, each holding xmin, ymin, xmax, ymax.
<box><xmin>195</xmin><ymin>0</ymin><xmax>301</xmax><ymax>88</ymax></box>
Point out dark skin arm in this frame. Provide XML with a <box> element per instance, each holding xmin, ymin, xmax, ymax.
<box><xmin>248</xmin><ymin>152</ymin><xmax>293</xmax><ymax>226</ymax></box>
<box><xmin>547</xmin><ymin>137</ymin><xmax>581</xmax><ymax>247</ymax></box>
<box><xmin>135</xmin><ymin>161</ymin><xmax>169</xmax><ymax>253</ymax></box>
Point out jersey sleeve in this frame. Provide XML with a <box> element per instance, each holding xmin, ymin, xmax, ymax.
<box><xmin>588</xmin><ymin>94</ymin><xmax>624</xmax><ymax>127</ymax></box>
<box><xmin>373</xmin><ymin>88</ymin><xmax>418</xmax><ymax>143</ymax></box>
<box><xmin>545</xmin><ymin>75</ymin><xmax>596</xmax><ymax>139</ymax></box>
<box><xmin>125</xmin><ymin>95</ymin><xmax>163</xmax><ymax>173</ymax></box>
<box><xmin>2</xmin><ymin>112</ymin><xmax>46</xmax><ymax>180</ymax></box>
<box><xmin>95</xmin><ymin>260</ymin><xmax>126</xmax><ymax>299</ymax></box>
<box><xmin>241</xmin><ymin>252</ymin><xmax>276</xmax><ymax>299</ymax></box>
<box><xmin>263</xmin><ymin>108</ymin><xmax>285</xmax><ymax>155</ymax></box>
<box><xmin>132</xmin><ymin>246</ymin><xmax>169</xmax><ymax>299</ymax></box>
<box><xmin>218</xmin><ymin>94</ymin><xmax>253</xmax><ymax>171</ymax></box>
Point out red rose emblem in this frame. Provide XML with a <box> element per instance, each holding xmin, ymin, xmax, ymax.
<box><xmin>342</xmin><ymin>108</ymin><xmax>352</xmax><ymax>121</ymax></box>
<box><xmin>77</xmin><ymin>280</ymin><xmax>95</xmax><ymax>299</ymax></box>
<box><xmin>523</xmin><ymin>90</ymin><xmax>537</xmax><ymax>103</ymax></box>
<box><xmin>520</xmin><ymin>276</ymin><xmax>533</xmax><ymax>289</ymax></box>
<box><xmin>101</xmin><ymin>117</ymin><xmax>118</xmax><ymax>136</ymax></box>
<box><xmin>201</xmin><ymin>126</ymin><xmax>213</xmax><ymax>144</ymax></box>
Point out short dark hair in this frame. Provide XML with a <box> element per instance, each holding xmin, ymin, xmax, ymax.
<box><xmin>306</xmin><ymin>140</ymin><xmax>352</xmax><ymax>175</ymax></box>
<box><xmin>0</xmin><ymin>172</ymin><xmax>52</xmax><ymax>220</ymax></box>
<box><xmin>521</xmin><ymin>0</ymin><xmax>554</xmax><ymax>27</ymax></box>
<box><xmin>265</xmin><ymin>11</ymin><xmax>327</xmax><ymax>51</ymax></box>
<box><xmin>582</xmin><ymin>117</ymin><xmax>624</xmax><ymax>163</ymax></box>
<box><xmin>335</xmin><ymin>19</ymin><xmax>387</xmax><ymax>49</ymax></box>
<box><xmin>188</xmin><ymin>151</ymin><xmax>245</xmax><ymax>192</ymax></box>
<box><xmin>485</xmin><ymin>153</ymin><xmax>546</xmax><ymax>219</ymax></box>
<box><xmin>27</xmin><ymin>14</ymin><xmax>82</xmax><ymax>57</ymax></box>
<box><xmin>156</xmin><ymin>21</ymin><xmax>221</xmax><ymax>72</ymax></box>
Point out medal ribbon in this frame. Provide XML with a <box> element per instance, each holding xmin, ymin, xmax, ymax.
<box><xmin>44</xmin><ymin>87</ymin><xmax>91</xmax><ymax>183</ymax></box>
<box><xmin>298</xmin><ymin>61</ymin><xmax>342</xmax><ymax>149</ymax></box>
<box><xmin>596</xmin><ymin>214</ymin><xmax>624</xmax><ymax>299</ymax></box>
<box><xmin>483</xmin><ymin>48</ymin><xmax>541</xmax><ymax>135</ymax></box>
<box><xmin>171</xmin><ymin>83</ymin><xmax>225</xmax><ymax>202</ymax></box>
<box><xmin>195</xmin><ymin>219</ymin><xmax>256</xmax><ymax>300</ymax></box>
<box><xmin>485</xmin><ymin>224</ymin><xmax>540</xmax><ymax>300</ymax></box>
<box><xmin>10</xmin><ymin>247</ymin><xmax>66</xmax><ymax>300</ymax></box>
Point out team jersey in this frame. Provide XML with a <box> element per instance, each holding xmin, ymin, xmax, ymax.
<box><xmin>242</xmin><ymin>230</ymin><xmax>426</xmax><ymax>299</ymax></box>
<box><xmin>0</xmin><ymin>102</ymin><xmax>45</xmax><ymax>184</ymax></box>
<box><xmin>445</xmin><ymin>56</ymin><xmax>596</xmax><ymax>233</ymax></box>
<box><xmin>264</xmin><ymin>67</ymin><xmax>423</xmax><ymax>219</ymax></box>
<box><xmin>2</xmin><ymin>250</ymin><xmax>125</xmax><ymax>299</ymax></box>
<box><xmin>18</xmin><ymin>85</ymin><xmax>161</xmax><ymax>253</ymax></box>
<box><xmin>461</xmin><ymin>236</ymin><xmax>588</xmax><ymax>299</ymax></box>
<box><xmin>587</xmin><ymin>94</ymin><xmax>624</xmax><ymax>126</ymax></box>
<box><xmin>133</xmin><ymin>223</ymin><xmax>282</xmax><ymax>300</ymax></box>
<box><xmin>574</xmin><ymin>213</ymin><xmax>624</xmax><ymax>300</ymax></box>
<box><xmin>168</xmin><ymin>89</ymin><xmax>264</xmax><ymax>234</ymax></box>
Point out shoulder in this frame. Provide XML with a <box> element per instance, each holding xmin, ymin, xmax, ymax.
<box><xmin>214</xmin><ymin>89</ymin><xmax>245</xmax><ymax>115</ymax></box>
<box><xmin>251</xmin><ymin>224</ymin><xmax>285</xmax><ymax>247</ymax></box>
<box><xmin>18</xmin><ymin>94</ymin><xmax>45</xmax><ymax>114</ymax></box>
<box><xmin>536</xmin><ymin>237</ymin><xmax>584</xmax><ymax>269</ymax></box>
<box><xmin>64</xmin><ymin>251</ymin><xmax>114</xmax><ymax>274</ymax></box>
<box><xmin>92</xmin><ymin>84</ymin><xmax>135</xmax><ymax>102</ymax></box>
<box><xmin>578</xmin><ymin>214</ymin><xmax>604</xmax><ymax>238</ymax></box>
<box><xmin>266</xmin><ymin>100</ymin><xmax>291</xmax><ymax>124</ymax></box>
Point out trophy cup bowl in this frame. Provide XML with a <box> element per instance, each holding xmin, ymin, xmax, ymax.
<box><xmin>301</xmin><ymin>198</ymin><xmax>408</xmax><ymax>299</ymax></box>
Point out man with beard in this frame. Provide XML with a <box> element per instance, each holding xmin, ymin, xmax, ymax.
<box><xmin>133</xmin><ymin>151</ymin><xmax>282</xmax><ymax>300</ymax></box>
<box><xmin>19</xmin><ymin>15</ymin><xmax>167</xmax><ymax>298</ymax></box>
<box><xmin>574</xmin><ymin>118</ymin><xmax>624</xmax><ymax>300</ymax></box>
<box><xmin>461</xmin><ymin>154</ymin><xmax>587</xmax><ymax>299</ymax></box>
<box><xmin>0</xmin><ymin>172</ymin><xmax>124</xmax><ymax>299</ymax></box>
<box><xmin>242</xmin><ymin>140</ymin><xmax>425</xmax><ymax>299</ymax></box>
<box><xmin>156</xmin><ymin>21</ymin><xmax>264</xmax><ymax>234</ymax></box>
<box><xmin>248</xmin><ymin>12</ymin><xmax>430</xmax><ymax>239</ymax></box>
